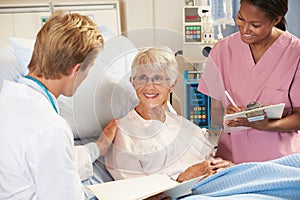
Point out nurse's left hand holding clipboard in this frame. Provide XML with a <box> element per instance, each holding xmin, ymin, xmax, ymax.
<box><xmin>225</xmin><ymin>104</ymin><xmax>270</xmax><ymax>131</ymax></box>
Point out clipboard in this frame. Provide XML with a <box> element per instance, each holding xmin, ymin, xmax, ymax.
<box><xmin>222</xmin><ymin>103</ymin><xmax>285</xmax><ymax>133</ymax></box>
<box><xmin>224</xmin><ymin>103</ymin><xmax>285</xmax><ymax>122</ymax></box>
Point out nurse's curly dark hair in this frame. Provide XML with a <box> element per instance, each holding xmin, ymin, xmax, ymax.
<box><xmin>240</xmin><ymin>0</ymin><xmax>288</xmax><ymax>31</ymax></box>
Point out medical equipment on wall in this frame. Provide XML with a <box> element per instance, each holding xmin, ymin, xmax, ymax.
<box><xmin>181</xmin><ymin>1</ymin><xmax>214</xmax><ymax>128</ymax></box>
<box><xmin>184</xmin><ymin>70</ymin><xmax>211</xmax><ymax>128</ymax></box>
<box><xmin>182</xmin><ymin>4</ymin><xmax>215</xmax><ymax>71</ymax></box>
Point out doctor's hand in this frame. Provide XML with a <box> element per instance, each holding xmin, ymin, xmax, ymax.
<box><xmin>95</xmin><ymin>119</ymin><xmax>118</xmax><ymax>156</ymax></box>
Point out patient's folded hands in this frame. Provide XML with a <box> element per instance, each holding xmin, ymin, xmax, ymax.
<box><xmin>176</xmin><ymin>160</ymin><xmax>213</xmax><ymax>182</ymax></box>
<box><xmin>176</xmin><ymin>158</ymin><xmax>235</xmax><ymax>182</ymax></box>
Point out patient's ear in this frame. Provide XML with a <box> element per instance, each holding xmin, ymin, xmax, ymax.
<box><xmin>130</xmin><ymin>76</ymin><xmax>136</xmax><ymax>88</ymax></box>
<box><xmin>170</xmin><ymin>79</ymin><xmax>177</xmax><ymax>92</ymax></box>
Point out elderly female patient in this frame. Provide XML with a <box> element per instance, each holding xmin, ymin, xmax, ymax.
<box><xmin>104</xmin><ymin>47</ymin><xmax>233</xmax><ymax>182</ymax></box>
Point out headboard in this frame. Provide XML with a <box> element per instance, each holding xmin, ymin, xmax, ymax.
<box><xmin>0</xmin><ymin>1</ymin><xmax>121</xmax><ymax>47</ymax></box>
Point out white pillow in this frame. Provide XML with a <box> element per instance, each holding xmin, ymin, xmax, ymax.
<box><xmin>8</xmin><ymin>37</ymin><xmax>34</xmax><ymax>73</ymax></box>
<box><xmin>9</xmin><ymin>27</ymin><xmax>139</xmax><ymax>139</ymax></box>
<box><xmin>62</xmin><ymin>35</ymin><xmax>139</xmax><ymax>139</ymax></box>
<box><xmin>0</xmin><ymin>45</ymin><xmax>27</xmax><ymax>90</ymax></box>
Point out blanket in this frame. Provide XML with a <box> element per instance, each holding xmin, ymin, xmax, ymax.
<box><xmin>182</xmin><ymin>154</ymin><xmax>300</xmax><ymax>200</ymax></box>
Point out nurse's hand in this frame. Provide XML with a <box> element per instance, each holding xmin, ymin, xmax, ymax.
<box><xmin>225</xmin><ymin>104</ymin><xmax>243</xmax><ymax>114</ymax></box>
<box><xmin>225</xmin><ymin>104</ymin><xmax>271</xmax><ymax>130</ymax></box>
<box><xmin>95</xmin><ymin>119</ymin><xmax>118</xmax><ymax>156</ymax></box>
<box><xmin>210</xmin><ymin>157</ymin><xmax>235</xmax><ymax>173</ymax></box>
<box><xmin>225</xmin><ymin>113</ymin><xmax>270</xmax><ymax>130</ymax></box>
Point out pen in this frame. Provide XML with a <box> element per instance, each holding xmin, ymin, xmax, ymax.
<box><xmin>225</xmin><ymin>90</ymin><xmax>240</xmax><ymax>110</ymax></box>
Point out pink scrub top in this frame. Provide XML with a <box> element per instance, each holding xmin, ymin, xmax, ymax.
<box><xmin>198</xmin><ymin>31</ymin><xmax>300</xmax><ymax>164</ymax></box>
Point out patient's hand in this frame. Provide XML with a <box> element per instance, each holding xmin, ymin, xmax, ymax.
<box><xmin>176</xmin><ymin>158</ymin><xmax>234</xmax><ymax>182</ymax></box>
<box><xmin>176</xmin><ymin>160</ymin><xmax>213</xmax><ymax>182</ymax></box>
<box><xmin>95</xmin><ymin>119</ymin><xmax>118</xmax><ymax>156</ymax></box>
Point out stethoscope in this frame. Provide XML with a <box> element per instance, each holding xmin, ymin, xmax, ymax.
<box><xmin>24</xmin><ymin>75</ymin><xmax>58</xmax><ymax>113</ymax></box>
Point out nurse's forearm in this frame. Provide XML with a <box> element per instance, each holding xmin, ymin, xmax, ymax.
<box><xmin>267</xmin><ymin>107</ymin><xmax>300</xmax><ymax>132</ymax></box>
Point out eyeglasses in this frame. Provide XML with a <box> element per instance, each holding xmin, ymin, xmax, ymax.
<box><xmin>132</xmin><ymin>75</ymin><xmax>170</xmax><ymax>85</ymax></box>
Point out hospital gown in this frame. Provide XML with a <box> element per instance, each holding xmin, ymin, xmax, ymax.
<box><xmin>198</xmin><ymin>31</ymin><xmax>300</xmax><ymax>164</ymax></box>
<box><xmin>105</xmin><ymin>109</ymin><xmax>213</xmax><ymax>180</ymax></box>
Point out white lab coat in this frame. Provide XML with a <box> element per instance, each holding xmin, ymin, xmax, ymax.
<box><xmin>105</xmin><ymin>109</ymin><xmax>213</xmax><ymax>180</ymax></box>
<box><xmin>0</xmin><ymin>79</ymin><xmax>93</xmax><ymax>200</ymax></box>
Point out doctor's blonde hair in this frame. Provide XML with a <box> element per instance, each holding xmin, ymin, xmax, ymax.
<box><xmin>131</xmin><ymin>47</ymin><xmax>179</xmax><ymax>86</ymax></box>
<box><xmin>28</xmin><ymin>10</ymin><xmax>103</xmax><ymax>79</ymax></box>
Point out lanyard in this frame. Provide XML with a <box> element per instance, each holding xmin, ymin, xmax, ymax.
<box><xmin>24</xmin><ymin>75</ymin><xmax>58</xmax><ymax>113</ymax></box>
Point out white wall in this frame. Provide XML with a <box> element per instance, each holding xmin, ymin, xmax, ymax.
<box><xmin>120</xmin><ymin>0</ymin><xmax>185</xmax><ymax>52</ymax></box>
<box><xmin>0</xmin><ymin>0</ymin><xmax>190</xmax><ymax>52</ymax></box>
<box><xmin>0</xmin><ymin>0</ymin><xmax>121</xmax><ymax>46</ymax></box>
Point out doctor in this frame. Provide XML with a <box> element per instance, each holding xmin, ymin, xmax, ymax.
<box><xmin>0</xmin><ymin>10</ymin><xmax>116</xmax><ymax>199</ymax></box>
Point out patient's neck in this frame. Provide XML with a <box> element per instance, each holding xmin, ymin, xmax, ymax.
<box><xmin>135</xmin><ymin>104</ymin><xmax>166</xmax><ymax>122</ymax></box>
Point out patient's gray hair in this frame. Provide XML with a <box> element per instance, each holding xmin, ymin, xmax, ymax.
<box><xmin>131</xmin><ymin>46</ymin><xmax>179</xmax><ymax>85</ymax></box>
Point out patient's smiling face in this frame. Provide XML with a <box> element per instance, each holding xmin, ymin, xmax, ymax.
<box><xmin>132</xmin><ymin>67</ymin><xmax>172</xmax><ymax>115</ymax></box>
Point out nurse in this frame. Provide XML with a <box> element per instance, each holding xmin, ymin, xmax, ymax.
<box><xmin>198</xmin><ymin>0</ymin><xmax>300</xmax><ymax>164</ymax></box>
<box><xmin>0</xmin><ymin>10</ymin><xmax>116</xmax><ymax>199</ymax></box>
